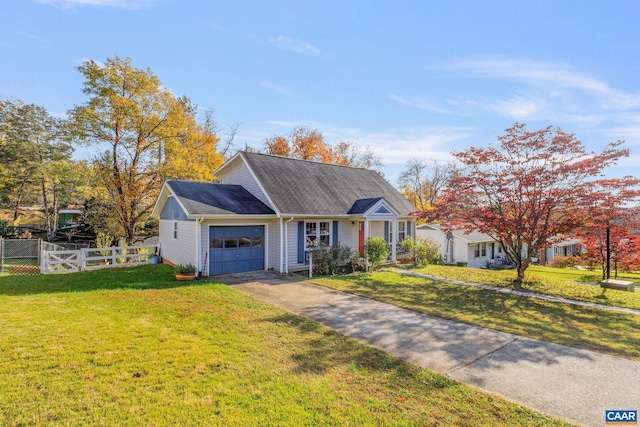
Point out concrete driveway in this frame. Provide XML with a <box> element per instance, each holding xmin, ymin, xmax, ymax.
<box><xmin>217</xmin><ymin>271</ymin><xmax>640</xmax><ymax>427</ymax></box>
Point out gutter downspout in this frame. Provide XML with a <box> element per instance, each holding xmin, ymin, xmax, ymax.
<box><xmin>196</xmin><ymin>217</ymin><xmax>204</xmax><ymax>276</ymax></box>
<box><xmin>279</xmin><ymin>215</ymin><xmax>283</xmax><ymax>272</ymax></box>
<box><xmin>284</xmin><ymin>216</ymin><xmax>295</xmax><ymax>273</ymax></box>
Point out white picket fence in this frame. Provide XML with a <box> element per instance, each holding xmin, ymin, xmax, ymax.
<box><xmin>41</xmin><ymin>244</ymin><xmax>160</xmax><ymax>274</ymax></box>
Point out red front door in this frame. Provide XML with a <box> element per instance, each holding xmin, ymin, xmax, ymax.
<box><xmin>358</xmin><ymin>221</ymin><xmax>365</xmax><ymax>256</ymax></box>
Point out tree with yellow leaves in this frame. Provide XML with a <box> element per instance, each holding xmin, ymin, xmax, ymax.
<box><xmin>69</xmin><ymin>56</ymin><xmax>223</xmax><ymax>244</ymax></box>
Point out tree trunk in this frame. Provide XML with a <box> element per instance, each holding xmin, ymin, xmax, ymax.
<box><xmin>42</xmin><ymin>181</ymin><xmax>53</xmax><ymax>241</ymax></box>
<box><xmin>514</xmin><ymin>264</ymin><xmax>526</xmax><ymax>289</ymax></box>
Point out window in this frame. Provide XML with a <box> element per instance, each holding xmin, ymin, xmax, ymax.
<box><xmin>474</xmin><ymin>244</ymin><xmax>480</xmax><ymax>258</ymax></box>
<box><xmin>173</xmin><ymin>221</ymin><xmax>178</xmax><ymax>240</ymax></box>
<box><xmin>306</xmin><ymin>221</ymin><xmax>331</xmax><ymax>249</ymax></box>
<box><xmin>481</xmin><ymin>242</ymin><xmax>487</xmax><ymax>257</ymax></box>
<box><xmin>398</xmin><ymin>222</ymin><xmax>406</xmax><ymax>243</ymax></box>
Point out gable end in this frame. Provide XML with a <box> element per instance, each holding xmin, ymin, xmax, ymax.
<box><xmin>160</xmin><ymin>197</ymin><xmax>192</xmax><ymax>221</ymax></box>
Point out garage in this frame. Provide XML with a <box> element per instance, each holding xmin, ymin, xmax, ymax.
<box><xmin>209</xmin><ymin>226</ymin><xmax>265</xmax><ymax>275</ymax></box>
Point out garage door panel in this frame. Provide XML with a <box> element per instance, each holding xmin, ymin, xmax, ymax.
<box><xmin>209</xmin><ymin>225</ymin><xmax>264</xmax><ymax>275</ymax></box>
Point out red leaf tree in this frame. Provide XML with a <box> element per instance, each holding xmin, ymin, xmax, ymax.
<box><xmin>572</xmin><ymin>184</ymin><xmax>640</xmax><ymax>279</ymax></box>
<box><xmin>418</xmin><ymin>123</ymin><xmax>636</xmax><ymax>287</ymax></box>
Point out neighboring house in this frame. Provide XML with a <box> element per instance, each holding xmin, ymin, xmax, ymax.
<box><xmin>416</xmin><ymin>223</ymin><xmax>506</xmax><ymax>268</ymax></box>
<box><xmin>540</xmin><ymin>238</ymin><xmax>582</xmax><ymax>265</ymax></box>
<box><xmin>151</xmin><ymin>151</ymin><xmax>417</xmax><ymax>275</ymax></box>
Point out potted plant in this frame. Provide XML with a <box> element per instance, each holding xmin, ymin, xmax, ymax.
<box><xmin>175</xmin><ymin>263</ymin><xmax>197</xmax><ymax>281</ymax></box>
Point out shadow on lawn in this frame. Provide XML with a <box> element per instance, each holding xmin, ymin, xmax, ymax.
<box><xmin>320</xmin><ymin>274</ymin><xmax>640</xmax><ymax>362</ymax></box>
<box><xmin>266</xmin><ymin>312</ymin><xmax>456</xmax><ymax>390</ymax></box>
<box><xmin>0</xmin><ymin>264</ymin><xmax>202</xmax><ymax>296</ymax></box>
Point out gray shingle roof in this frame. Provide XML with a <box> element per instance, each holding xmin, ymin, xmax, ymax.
<box><xmin>241</xmin><ymin>152</ymin><xmax>417</xmax><ymax>216</ymax></box>
<box><xmin>167</xmin><ymin>180</ymin><xmax>275</xmax><ymax>215</ymax></box>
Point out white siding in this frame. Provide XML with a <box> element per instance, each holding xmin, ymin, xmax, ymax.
<box><xmin>285</xmin><ymin>220</ymin><xmax>302</xmax><ymax>271</ymax></box>
<box><xmin>159</xmin><ymin>219</ymin><xmax>197</xmax><ymax>267</ymax></box>
<box><xmin>218</xmin><ymin>159</ymin><xmax>273</xmax><ymax>209</ymax></box>
<box><xmin>199</xmin><ymin>218</ymin><xmax>280</xmax><ymax>275</ymax></box>
<box><xmin>336</xmin><ymin>219</ymin><xmax>358</xmax><ymax>251</ymax></box>
<box><xmin>417</xmin><ymin>228</ymin><xmax>469</xmax><ymax>264</ymax></box>
<box><xmin>287</xmin><ymin>219</ymin><xmax>361</xmax><ymax>272</ymax></box>
<box><xmin>369</xmin><ymin>221</ymin><xmax>385</xmax><ymax>239</ymax></box>
<box><xmin>467</xmin><ymin>245</ymin><xmax>488</xmax><ymax>268</ymax></box>
<box><xmin>451</xmin><ymin>239</ymin><xmax>469</xmax><ymax>264</ymax></box>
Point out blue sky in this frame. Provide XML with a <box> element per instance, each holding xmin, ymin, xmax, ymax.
<box><xmin>2</xmin><ymin>0</ymin><xmax>640</xmax><ymax>184</ymax></box>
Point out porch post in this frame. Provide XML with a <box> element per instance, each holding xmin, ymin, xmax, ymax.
<box><xmin>364</xmin><ymin>219</ymin><xmax>369</xmax><ymax>241</ymax></box>
<box><xmin>391</xmin><ymin>220</ymin><xmax>397</xmax><ymax>262</ymax></box>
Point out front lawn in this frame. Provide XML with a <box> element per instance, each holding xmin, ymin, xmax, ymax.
<box><xmin>311</xmin><ymin>271</ymin><xmax>640</xmax><ymax>361</ymax></box>
<box><xmin>408</xmin><ymin>265</ymin><xmax>640</xmax><ymax>310</ymax></box>
<box><xmin>0</xmin><ymin>265</ymin><xmax>566</xmax><ymax>426</ymax></box>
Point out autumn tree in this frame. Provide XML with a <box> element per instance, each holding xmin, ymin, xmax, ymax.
<box><xmin>572</xmin><ymin>184</ymin><xmax>640</xmax><ymax>278</ymax></box>
<box><xmin>397</xmin><ymin>158</ymin><xmax>457</xmax><ymax>211</ymax></box>
<box><xmin>263</xmin><ymin>125</ymin><xmax>382</xmax><ymax>172</ymax></box>
<box><xmin>69</xmin><ymin>56</ymin><xmax>223</xmax><ymax>244</ymax></box>
<box><xmin>0</xmin><ymin>98</ymin><xmax>74</xmax><ymax>238</ymax></box>
<box><xmin>264</xmin><ymin>125</ymin><xmax>329</xmax><ymax>161</ymax></box>
<box><xmin>419</xmin><ymin>123</ymin><xmax>637</xmax><ymax>287</ymax></box>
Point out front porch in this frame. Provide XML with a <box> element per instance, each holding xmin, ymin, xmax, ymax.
<box><xmin>350</xmin><ymin>197</ymin><xmax>413</xmax><ymax>263</ymax></box>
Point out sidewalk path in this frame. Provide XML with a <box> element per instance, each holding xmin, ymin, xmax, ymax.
<box><xmin>218</xmin><ymin>271</ymin><xmax>640</xmax><ymax>427</ymax></box>
<box><xmin>392</xmin><ymin>268</ymin><xmax>640</xmax><ymax>316</ymax></box>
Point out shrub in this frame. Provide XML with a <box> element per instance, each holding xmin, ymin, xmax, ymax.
<box><xmin>548</xmin><ymin>255</ymin><xmax>579</xmax><ymax>269</ymax></box>
<box><xmin>365</xmin><ymin>237</ymin><xmax>389</xmax><ymax>270</ymax></box>
<box><xmin>400</xmin><ymin>236</ymin><xmax>443</xmax><ymax>267</ymax></box>
<box><xmin>310</xmin><ymin>244</ymin><xmax>356</xmax><ymax>275</ymax></box>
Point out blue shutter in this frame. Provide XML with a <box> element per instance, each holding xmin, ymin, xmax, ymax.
<box><xmin>332</xmin><ymin>221</ymin><xmax>338</xmax><ymax>246</ymax></box>
<box><xmin>407</xmin><ymin>221</ymin><xmax>412</xmax><ymax>237</ymax></box>
<box><xmin>297</xmin><ymin>221</ymin><xmax>305</xmax><ymax>264</ymax></box>
<box><xmin>384</xmin><ymin>221</ymin><xmax>389</xmax><ymax>243</ymax></box>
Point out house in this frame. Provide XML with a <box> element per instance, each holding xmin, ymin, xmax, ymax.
<box><xmin>539</xmin><ymin>238</ymin><xmax>582</xmax><ymax>265</ymax></box>
<box><xmin>416</xmin><ymin>223</ymin><xmax>506</xmax><ymax>268</ymax></box>
<box><xmin>151</xmin><ymin>151</ymin><xmax>418</xmax><ymax>275</ymax></box>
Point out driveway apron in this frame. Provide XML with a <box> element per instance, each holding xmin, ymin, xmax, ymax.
<box><xmin>218</xmin><ymin>271</ymin><xmax>640</xmax><ymax>427</ymax></box>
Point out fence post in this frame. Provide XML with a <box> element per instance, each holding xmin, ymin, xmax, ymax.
<box><xmin>40</xmin><ymin>250</ymin><xmax>46</xmax><ymax>274</ymax></box>
<box><xmin>1</xmin><ymin>237</ymin><xmax>3</xmax><ymax>275</ymax></box>
<box><xmin>111</xmin><ymin>246</ymin><xmax>117</xmax><ymax>266</ymax></box>
<box><xmin>80</xmin><ymin>248</ymin><xmax>86</xmax><ymax>271</ymax></box>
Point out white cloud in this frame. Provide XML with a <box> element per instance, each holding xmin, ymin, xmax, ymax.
<box><xmin>322</xmin><ymin>125</ymin><xmax>473</xmax><ymax>166</ymax></box>
<box><xmin>448</xmin><ymin>94</ymin><xmax>545</xmax><ymax>121</ymax></box>
<box><xmin>260</xmin><ymin>81</ymin><xmax>301</xmax><ymax>98</ymax></box>
<box><xmin>609</xmin><ymin>125</ymin><xmax>640</xmax><ymax>142</ymax></box>
<box><xmin>16</xmin><ymin>31</ymin><xmax>51</xmax><ymax>44</ymax></box>
<box><xmin>389</xmin><ymin>94</ymin><xmax>453</xmax><ymax>115</ymax></box>
<box><xmin>269</xmin><ymin>36</ymin><xmax>320</xmax><ymax>55</ymax></box>
<box><xmin>36</xmin><ymin>0</ymin><xmax>155</xmax><ymax>9</ymax></box>
<box><xmin>442</xmin><ymin>58</ymin><xmax>640</xmax><ymax>110</ymax></box>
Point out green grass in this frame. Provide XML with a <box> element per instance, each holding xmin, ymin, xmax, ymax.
<box><xmin>0</xmin><ymin>265</ymin><xmax>568</xmax><ymax>426</ymax></box>
<box><xmin>311</xmin><ymin>271</ymin><xmax>640</xmax><ymax>362</ymax></box>
<box><xmin>407</xmin><ymin>264</ymin><xmax>640</xmax><ymax>310</ymax></box>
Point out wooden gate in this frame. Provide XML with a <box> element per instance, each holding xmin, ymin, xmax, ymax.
<box><xmin>41</xmin><ymin>250</ymin><xmax>81</xmax><ymax>274</ymax></box>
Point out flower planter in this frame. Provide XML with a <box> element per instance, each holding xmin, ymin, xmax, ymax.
<box><xmin>175</xmin><ymin>272</ymin><xmax>196</xmax><ymax>281</ymax></box>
